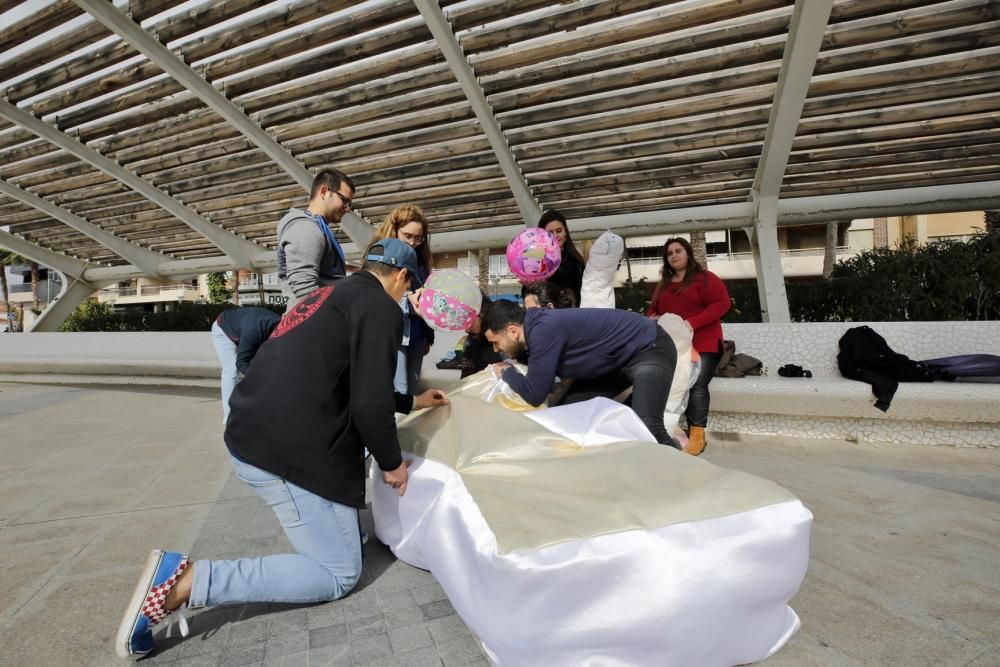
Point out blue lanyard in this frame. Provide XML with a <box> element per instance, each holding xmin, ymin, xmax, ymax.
<box><xmin>307</xmin><ymin>212</ymin><xmax>345</xmax><ymax>265</ymax></box>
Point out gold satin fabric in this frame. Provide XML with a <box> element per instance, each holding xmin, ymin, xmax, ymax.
<box><xmin>444</xmin><ymin>363</ymin><xmax>545</xmax><ymax>411</ymax></box>
<box><xmin>398</xmin><ymin>393</ymin><xmax>798</xmax><ymax>554</ymax></box>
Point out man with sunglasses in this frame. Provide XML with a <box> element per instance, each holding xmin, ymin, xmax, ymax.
<box><xmin>277</xmin><ymin>168</ymin><xmax>356</xmax><ymax>311</ymax></box>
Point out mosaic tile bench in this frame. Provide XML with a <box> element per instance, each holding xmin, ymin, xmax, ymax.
<box><xmin>709</xmin><ymin>321</ymin><xmax>1000</xmax><ymax>447</ymax></box>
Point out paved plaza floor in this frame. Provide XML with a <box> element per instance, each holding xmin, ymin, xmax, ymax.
<box><xmin>0</xmin><ymin>379</ymin><xmax>997</xmax><ymax>666</ymax></box>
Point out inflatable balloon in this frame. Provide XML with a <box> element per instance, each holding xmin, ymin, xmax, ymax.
<box><xmin>506</xmin><ymin>228</ymin><xmax>561</xmax><ymax>283</ymax></box>
<box><xmin>417</xmin><ymin>269</ymin><xmax>482</xmax><ymax>332</ymax></box>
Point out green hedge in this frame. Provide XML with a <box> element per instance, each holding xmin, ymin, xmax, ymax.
<box><xmin>58</xmin><ymin>301</ymin><xmax>284</xmax><ymax>332</ymax></box>
<box><xmin>617</xmin><ymin>229</ymin><xmax>1000</xmax><ymax>323</ymax></box>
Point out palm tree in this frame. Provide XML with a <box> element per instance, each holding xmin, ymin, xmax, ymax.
<box><xmin>0</xmin><ymin>249</ymin><xmax>19</xmax><ymax>332</ymax></box>
<box><xmin>985</xmin><ymin>210</ymin><xmax>1000</xmax><ymax>232</ymax></box>
<box><xmin>30</xmin><ymin>261</ymin><xmax>40</xmax><ymax>312</ymax></box>
<box><xmin>477</xmin><ymin>248</ymin><xmax>490</xmax><ymax>292</ymax></box>
<box><xmin>822</xmin><ymin>221</ymin><xmax>854</xmax><ymax>279</ymax></box>
<box><xmin>690</xmin><ymin>231</ymin><xmax>708</xmax><ymax>267</ymax></box>
<box><xmin>822</xmin><ymin>222</ymin><xmax>838</xmax><ymax>279</ymax></box>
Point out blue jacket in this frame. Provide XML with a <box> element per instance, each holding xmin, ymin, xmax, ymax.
<box><xmin>217</xmin><ymin>307</ymin><xmax>281</xmax><ymax>375</ymax></box>
<box><xmin>501</xmin><ymin>308</ymin><xmax>657</xmax><ymax>406</ymax></box>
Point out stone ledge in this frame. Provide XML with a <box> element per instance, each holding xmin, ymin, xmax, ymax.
<box><xmin>711</xmin><ymin>411</ymin><xmax>1000</xmax><ymax>448</ymax></box>
<box><xmin>712</xmin><ymin>377</ymin><xmax>999</xmax><ymax>423</ymax></box>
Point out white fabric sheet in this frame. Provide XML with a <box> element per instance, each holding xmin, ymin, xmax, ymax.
<box><xmin>373</xmin><ymin>399</ymin><xmax>812</xmax><ymax>666</ymax></box>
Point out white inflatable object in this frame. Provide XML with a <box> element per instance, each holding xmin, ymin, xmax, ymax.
<box><xmin>657</xmin><ymin>313</ymin><xmax>700</xmax><ymax>436</ymax></box>
<box><xmin>373</xmin><ymin>394</ymin><xmax>812</xmax><ymax>667</ymax></box>
<box><xmin>579</xmin><ymin>231</ymin><xmax>624</xmax><ymax>308</ymax></box>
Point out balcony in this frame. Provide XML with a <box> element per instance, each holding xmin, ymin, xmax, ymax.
<box><xmin>6</xmin><ymin>280</ymin><xmax>60</xmax><ymax>304</ymax></box>
<box><xmin>97</xmin><ymin>282</ymin><xmax>202</xmax><ymax>305</ymax></box>
<box><xmin>618</xmin><ymin>246</ymin><xmax>859</xmax><ymax>283</ymax></box>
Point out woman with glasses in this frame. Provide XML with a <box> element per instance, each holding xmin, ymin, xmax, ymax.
<box><xmin>371</xmin><ymin>205</ymin><xmax>434</xmax><ymax>395</ymax></box>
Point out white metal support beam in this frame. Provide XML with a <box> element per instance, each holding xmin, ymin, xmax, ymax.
<box><xmin>0</xmin><ymin>178</ymin><xmax>169</xmax><ymax>277</ymax></box>
<box><xmin>29</xmin><ymin>278</ymin><xmax>101</xmax><ymax>332</ymax></box>
<box><xmin>412</xmin><ymin>0</ymin><xmax>543</xmax><ymax>226</ymax></box>
<box><xmin>748</xmin><ymin>0</ymin><xmax>833</xmax><ymax>323</ymax></box>
<box><xmin>748</xmin><ymin>196</ymin><xmax>791</xmax><ymax>322</ymax></box>
<box><xmin>72</xmin><ymin>0</ymin><xmax>374</xmax><ymax>249</ymax></box>
<box><xmin>752</xmin><ymin>0</ymin><xmax>834</xmax><ymax>198</ymax></box>
<box><xmin>0</xmin><ymin>100</ymin><xmax>264</xmax><ymax>268</ymax></box>
<box><xmin>26</xmin><ymin>180</ymin><xmax>997</xmax><ymax>285</ymax></box>
<box><xmin>0</xmin><ymin>228</ymin><xmax>102</xmax><ymax>332</ymax></box>
<box><xmin>0</xmin><ymin>228</ymin><xmax>89</xmax><ymax>281</ymax></box>
<box><xmin>424</xmin><ymin>180</ymin><xmax>1000</xmax><ymax>253</ymax></box>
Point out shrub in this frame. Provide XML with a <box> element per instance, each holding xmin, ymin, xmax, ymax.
<box><xmin>59</xmin><ymin>301</ymin><xmax>283</xmax><ymax>332</ymax></box>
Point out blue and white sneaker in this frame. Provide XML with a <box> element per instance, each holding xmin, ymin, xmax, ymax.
<box><xmin>115</xmin><ymin>550</ymin><xmax>191</xmax><ymax>659</ymax></box>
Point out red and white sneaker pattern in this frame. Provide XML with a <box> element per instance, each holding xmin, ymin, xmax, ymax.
<box><xmin>140</xmin><ymin>557</ymin><xmax>189</xmax><ymax>626</ymax></box>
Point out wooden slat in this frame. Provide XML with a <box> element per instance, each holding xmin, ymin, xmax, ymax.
<box><xmin>12</xmin><ymin>0</ymin><xmax>342</xmax><ymax>107</ymax></box>
<box><xmin>458</xmin><ymin>0</ymin><xmax>670</xmax><ymax>55</ymax></box>
<box><xmin>792</xmin><ymin>112</ymin><xmax>1000</xmax><ymax>151</ymax></box>
<box><xmin>0</xmin><ymin>0</ymin><xmax>82</xmax><ymax>56</ymax></box>
<box><xmin>780</xmin><ymin>165</ymin><xmax>1000</xmax><ymax>194</ymax></box>
<box><xmin>0</xmin><ymin>0</ymin><xmax>175</xmax><ymax>87</ymax></box>
<box><xmin>783</xmin><ymin>155</ymin><xmax>1000</xmax><ymax>183</ymax></box>
<box><xmin>789</xmin><ymin>127</ymin><xmax>1000</xmax><ymax>163</ymax></box>
<box><xmin>532</xmin><ymin>159</ymin><xmax>760</xmax><ymax>198</ymax></box>
<box><xmin>470</xmin><ymin>0</ymin><xmax>787</xmax><ymax>76</ymax></box>
<box><xmin>801</xmin><ymin>72</ymin><xmax>1000</xmax><ymax>120</ymax></box>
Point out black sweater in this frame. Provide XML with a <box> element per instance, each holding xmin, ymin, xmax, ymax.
<box><xmin>225</xmin><ymin>272</ymin><xmax>413</xmax><ymax>509</ymax></box>
<box><xmin>549</xmin><ymin>249</ymin><xmax>585</xmax><ymax>307</ymax></box>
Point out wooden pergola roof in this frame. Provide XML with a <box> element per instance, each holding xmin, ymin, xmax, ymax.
<box><xmin>1</xmin><ymin>0</ymin><xmax>999</xmax><ymax>272</ymax></box>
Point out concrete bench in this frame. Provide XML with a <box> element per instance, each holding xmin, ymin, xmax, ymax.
<box><xmin>710</xmin><ymin>321</ymin><xmax>1000</xmax><ymax>447</ymax></box>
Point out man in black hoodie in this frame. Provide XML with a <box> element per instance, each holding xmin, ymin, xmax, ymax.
<box><xmin>114</xmin><ymin>239</ymin><xmax>449</xmax><ymax>660</ymax></box>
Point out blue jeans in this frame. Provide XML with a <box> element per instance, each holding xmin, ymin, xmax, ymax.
<box><xmin>188</xmin><ymin>456</ymin><xmax>362</xmax><ymax>608</ymax></box>
<box><xmin>211</xmin><ymin>322</ymin><xmax>238</xmax><ymax>424</ymax></box>
<box><xmin>393</xmin><ymin>347</ymin><xmax>424</xmax><ymax>394</ymax></box>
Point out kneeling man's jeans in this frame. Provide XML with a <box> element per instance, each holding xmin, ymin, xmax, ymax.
<box><xmin>188</xmin><ymin>455</ymin><xmax>362</xmax><ymax>608</ymax></box>
<box><xmin>559</xmin><ymin>328</ymin><xmax>679</xmax><ymax>447</ymax></box>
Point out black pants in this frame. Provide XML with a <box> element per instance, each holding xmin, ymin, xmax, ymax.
<box><xmin>686</xmin><ymin>351</ymin><xmax>721</xmax><ymax>428</ymax></box>
<box><xmin>557</xmin><ymin>329</ymin><xmax>679</xmax><ymax>448</ymax></box>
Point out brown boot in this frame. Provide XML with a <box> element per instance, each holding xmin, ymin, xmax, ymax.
<box><xmin>684</xmin><ymin>426</ymin><xmax>707</xmax><ymax>456</ymax></box>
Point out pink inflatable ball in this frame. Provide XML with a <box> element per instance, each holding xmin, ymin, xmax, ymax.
<box><xmin>506</xmin><ymin>228</ymin><xmax>562</xmax><ymax>284</ymax></box>
<box><xmin>417</xmin><ymin>269</ymin><xmax>483</xmax><ymax>332</ymax></box>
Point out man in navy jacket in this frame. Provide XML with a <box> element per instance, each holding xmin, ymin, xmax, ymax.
<box><xmin>211</xmin><ymin>306</ymin><xmax>281</xmax><ymax>423</ymax></box>
<box><xmin>483</xmin><ymin>301</ymin><xmax>679</xmax><ymax>447</ymax></box>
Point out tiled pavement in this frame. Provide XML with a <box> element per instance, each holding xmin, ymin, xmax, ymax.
<box><xmin>1</xmin><ymin>378</ymin><xmax>999</xmax><ymax>666</ymax></box>
<box><xmin>140</xmin><ymin>475</ymin><xmax>490</xmax><ymax>667</ymax></box>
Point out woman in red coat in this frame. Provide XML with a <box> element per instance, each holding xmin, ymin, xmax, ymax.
<box><xmin>646</xmin><ymin>237</ymin><xmax>730</xmax><ymax>456</ymax></box>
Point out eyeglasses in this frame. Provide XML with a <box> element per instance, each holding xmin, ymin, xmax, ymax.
<box><xmin>331</xmin><ymin>190</ymin><xmax>352</xmax><ymax>210</ymax></box>
<box><xmin>399</xmin><ymin>231</ymin><xmax>425</xmax><ymax>244</ymax></box>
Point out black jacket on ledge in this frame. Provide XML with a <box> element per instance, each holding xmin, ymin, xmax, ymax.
<box><xmin>837</xmin><ymin>325</ymin><xmax>934</xmax><ymax>412</ymax></box>
<box><xmin>225</xmin><ymin>271</ymin><xmax>413</xmax><ymax>509</ymax></box>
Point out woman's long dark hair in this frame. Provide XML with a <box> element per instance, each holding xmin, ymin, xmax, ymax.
<box><xmin>522</xmin><ymin>280</ymin><xmax>575</xmax><ymax>309</ymax></box>
<box><xmin>652</xmin><ymin>237</ymin><xmax>705</xmax><ymax>302</ymax></box>
<box><xmin>538</xmin><ymin>209</ymin><xmax>585</xmax><ymax>264</ymax></box>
